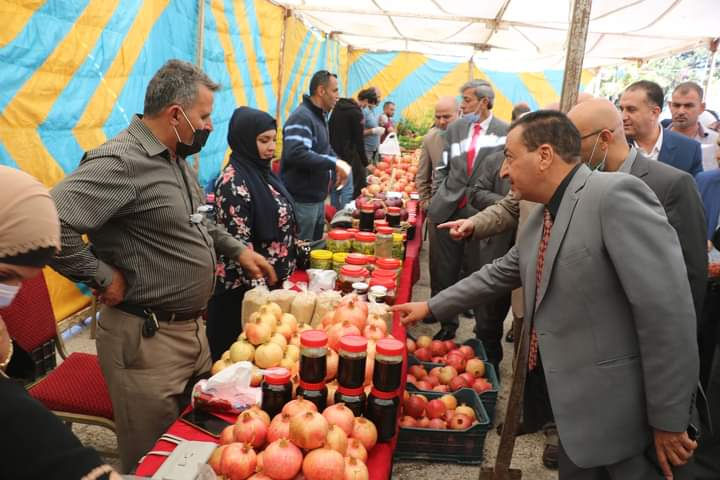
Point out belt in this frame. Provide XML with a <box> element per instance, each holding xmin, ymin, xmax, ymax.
<box><xmin>115</xmin><ymin>302</ymin><xmax>206</xmax><ymax>323</ymax></box>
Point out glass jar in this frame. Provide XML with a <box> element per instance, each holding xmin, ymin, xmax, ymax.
<box><xmin>333</xmin><ymin>252</ymin><xmax>348</xmax><ymax>276</ymax></box>
<box><xmin>334</xmin><ymin>385</ymin><xmax>367</xmax><ymax>418</ymax></box>
<box><xmin>352</xmin><ymin>282</ymin><xmax>369</xmax><ymax>301</ymax></box>
<box><xmin>386</xmin><ymin>206</ymin><xmax>401</xmax><ymax>228</ymax></box>
<box><xmin>337</xmin><ymin>335</ymin><xmax>368</xmax><ymax>389</ymax></box>
<box><xmin>310</xmin><ymin>249</ymin><xmax>333</xmax><ymax>270</ymax></box>
<box><xmin>375</xmin><ymin>227</ymin><xmax>394</xmax><ymax>259</ymax></box>
<box><xmin>353</xmin><ymin>232</ymin><xmax>376</xmax><ymax>256</ymax></box>
<box><xmin>359</xmin><ymin>204</ymin><xmax>375</xmax><ymax>232</ymax></box>
<box><xmin>296</xmin><ymin>381</ymin><xmax>328</xmax><ymax>412</ymax></box>
<box><xmin>327</xmin><ymin>229</ymin><xmax>352</xmax><ymax>253</ymax></box>
<box><xmin>370</xmin><ymin>278</ymin><xmax>396</xmax><ymax>305</ymax></box>
<box><xmin>373</xmin><ymin>339</ymin><xmax>404</xmax><ymax>392</ymax></box>
<box><xmin>337</xmin><ymin>266</ymin><xmax>369</xmax><ymax>294</ymax></box>
<box><xmin>261</xmin><ymin>367</ymin><xmax>292</xmax><ymax>419</ymax></box>
<box><xmin>345</xmin><ymin>253</ymin><xmax>369</xmax><ymax>268</ymax></box>
<box><xmin>365</xmin><ymin>388</ymin><xmax>400</xmax><ymax>442</ymax></box>
<box><xmin>375</xmin><ymin>257</ymin><xmax>402</xmax><ymax>288</ymax></box>
<box><xmin>365</xmin><ymin>255</ymin><xmax>376</xmax><ymax>274</ymax></box>
<box><xmin>392</xmin><ymin>233</ymin><xmax>405</xmax><ymax>260</ymax></box>
<box><xmin>300</xmin><ymin>330</ymin><xmax>328</xmax><ymax>383</ymax></box>
<box><xmin>374</xmin><ymin>219</ymin><xmax>389</xmax><ymax>231</ymax></box>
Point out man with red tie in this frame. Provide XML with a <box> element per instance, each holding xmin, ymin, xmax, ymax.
<box><xmin>426</xmin><ymin>80</ymin><xmax>509</xmax><ymax>341</ymax></box>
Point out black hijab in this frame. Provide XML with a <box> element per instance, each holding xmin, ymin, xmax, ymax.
<box><xmin>227</xmin><ymin>107</ymin><xmax>294</xmax><ymax>244</ymax></box>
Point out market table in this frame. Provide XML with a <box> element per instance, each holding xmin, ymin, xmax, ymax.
<box><xmin>134</xmin><ymin>210</ymin><xmax>424</xmax><ymax>479</ymax></box>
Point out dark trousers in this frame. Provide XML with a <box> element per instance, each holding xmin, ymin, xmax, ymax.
<box><xmin>474</xmin><ymin>292</ymin><xmax>511</xmax><ymax>373</ymax></box>
<box><xmin>523</xmin><ymin>354</ymin><xmax>555</xmax><ymax>433</ymax></box>
<box><xmin>206</xmin><ymin>286</ymin><xmax>249</xmax><ymax>362</ymax></box>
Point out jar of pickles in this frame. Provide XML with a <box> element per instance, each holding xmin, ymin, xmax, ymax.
<box><xmin>353</xmin><ymin>232</ymin><xmax>376</xmax><ymax>256</ymax></box>
<box><xmin>337</xmin><ymin>266</ymin><xmax>369</xmax><ymax>294</ymax></box>
<box><xmin>261</xmin><ymin>367</ymin><xmax>292</xmax><ymax>418</ymax></box>
<box><xmin>334</xmin><ymin>385</ymin><xmax>367</xmax><ymax>417</ymax></box>
<box><xmin>359</xmin><ymin>204</ymin><xmax>376</xmax><ymax>232</ymax></box>
<box><xmin>386</xmin><ymin>207</ymin><xmax>401</xmax><ymax>228</ymax></box>
<box><xmin>327</xmin><ymin>229</ymin><xmax>352</xmax><ymax>253</ymax></box>
<box><xmin>300</xmin><ymin>330</ymin><xmax>328</xmax><ymax>383</ymax></box>
<box><xmin>375</xmin><ymin>227</ymin><xmax>394</xmax><ymax>259</ymax></box>
<box><xmin>332</xmin><ymin>252</ymin><xmax>348</xmax><ymax>276</ymax></box>
<box><xmin>337</xmin><ymin>335</ymin><xmax>368</xmax><ymax>389</ymax></box>
<box><xmin>373</xmin><ymin>339</ymin><xmax>404</xmax><ymax>392</ymax></box>
<box><xmin>392</xmin><ymin>233</ymin><xmax>405</xmax><ymax>260</ymax></box>
<box><xmin>369</xmin><ymin>278</ymin><xmax>396</xmax><ymax>305</ymax></box>
<box><xmin>310</xmin><ymin>249</ymin><xmax>333</xmax><ymax>270</ymax></box>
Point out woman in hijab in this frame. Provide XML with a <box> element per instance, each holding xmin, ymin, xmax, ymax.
<box><xmin>0</xmin><ymin>166</ymin><xmax>121</xmax><ymax>480</ymax></box>
<box><xmin>207</xmin><ymin>107</ymin><xmax>297</xmax><ymax>361</ymax></box>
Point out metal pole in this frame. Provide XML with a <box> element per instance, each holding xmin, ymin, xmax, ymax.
<box><xmin>559</xmin><ymin>0</ymin><xmax>592</xmax><ymax>113</ymax></box>
<box><xmin>194</xmin><ymin>0</ymin><xmax>206</xmax><ymax>172</ymax></box>
<box><xmin>276</xmin><ymin>8</ymin><xmax>291</xmax><ymax>123</ymax></box>
<box><xmin>468</xmin><ymin>56</ymin><xmax>474</xmax><ymax>81</ymax></box>
<box><xmin>705</xmin><ymin>38</ymin><xmax>719</xmax><ymax>102</ymax></box>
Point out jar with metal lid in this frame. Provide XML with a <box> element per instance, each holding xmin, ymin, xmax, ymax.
<box><xmin>386</xmin><ymin>206</ymin><xmax>402</xmax><ymax>228</ymax></box>
<box><xmin>369</xmin><ymin>279</ymin><xmax>396</xmax><ymax>305</ymax></box>
<box><xmin>300</xmin><ymin>330</ymin><xmax>328</xmax><ymax>383</ymax></box>
<box><xmin>261</xmin><ymin>367</ymin><xmax>292</xmax><ymax>418</ymax></box>
<box><xmin>332</xmin><ymin>252</ymin><xmax>348</xmax><ymax>276</ymax></box>
<box><xmin>334</xmin><ymin>385</ymin><xmax>367</xmax><ymax>417</ymax></box>
<box><xmin>365</xmin><ymin>388</ymin><xmax>400</xmax><ymax>442</ymax></box>
<box><xmin>327</xmin><ymin>229</ymin><xmax>352</xmax><ymax>253</ymax></box>
<box><xmin>310</xmin><ymin>249</ymin><xmax>333</xmax><ymax>270</ymax></box>
<box><xmin>392</xmin><ymin>233</ymin><xmax>405</xmax><ymax>260</ymax></box>
<box><xmin>296</xmin><ymin>380</ymin><xmax>328</xmax><ymax>412</ymax></box>
<box><xmin>337</xmin><ymin>266</ymin><xmax>369</xmax><ymax>295</ymax></box>
<box><xmin>353</xmin><ymin>232</ymin><xmax>376</xmax><ymax>256</ymax></box>
<box><xmin>337</xmin><ymin>335</ymin><xmax>368</xmax><ymax>389</ymax></box>
<box><xmin>373</xmin><ymin>339</ymin><xmax>404</xmax><ymax>392</ymax></box>
<box><xmin>352</xmin><ymin>282</ymin><xmax>369</xmax><ymax>301</ymax></box>
<box><xmin>375</xmin><ymin>226</ymin><xmax>394</xmax><ymax>259</ymax></box>
<box><xmin>359</xmin><ymin>204</ymin><xmax>376</xmax><ymax>232</ymax></box>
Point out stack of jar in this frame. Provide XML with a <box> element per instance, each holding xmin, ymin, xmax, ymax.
<box><xmin>297</xmin><ymin>330</ymin><xmax>329</xmax><ymax>411</ymax></box>
<box><xmin>335</xmin><ymin>336</ymin><xmax>368</xmax><ymax>419</ymax></box>
<box><xmin>375</xmin><ymin>226</ymin><xmax>394</xmax><ymax>259</ymax></box>
<box><xmin>366</xmin><ymin>338</ymin><xmax>405</xmax><ymax>442</ymax></box>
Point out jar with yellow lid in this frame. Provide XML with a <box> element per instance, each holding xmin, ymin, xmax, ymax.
<box><xmin>333</xmin><ymin>252</ymin><xmax>348</xmax><ymax>275</ymax></box>
<box><xmin>310</xmin><ymin>249</ymin><xmax>333</xmax><ymax>270</ymax></box>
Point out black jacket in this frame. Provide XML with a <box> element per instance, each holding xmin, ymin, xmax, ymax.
<box><xmin>329</xmin><ymin>98</ymin><xmax>367</xmax><ymax>197</ymax></box>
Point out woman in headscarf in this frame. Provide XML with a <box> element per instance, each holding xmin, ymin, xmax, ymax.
<box><xmin>0</xmin><ymin>166</ymin><xmax>121</xmax><ymax>480</ymax></box>
<box><xmin>207</xmin><ymin>107</ymin><xmax>297</xmax><ymax>361</ymax></box>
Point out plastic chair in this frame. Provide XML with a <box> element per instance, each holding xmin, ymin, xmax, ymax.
<box><xmin>0</xmin><ymin>272</ymin><xmax>116</xmax><ymax>454</ymax></box>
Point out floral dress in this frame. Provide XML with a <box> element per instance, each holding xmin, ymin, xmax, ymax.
<box><xmin>213</xmin><ymin>165</ymin><xmax>296</xmax><ymax>295</ymax></box>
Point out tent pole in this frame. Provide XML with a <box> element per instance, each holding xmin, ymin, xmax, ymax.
<box><xmin>468</xmin><ymin>56</ymin><xmax>474</xmax><ymax>80</ymax></box>
<box><xmin>276</xmin><ymin>8</ymin><xmax>291</xmax><ymax>123</ymax></box>
<box><xmin>559</xmin><ymin>0</ymin><xmax>592</xmax><ymax>113</ymax></box>
<box><xmin>705</xmin><ymin>38</ymin><xmax>719</xmax><ymax>102</ymax></box>
<box><xmin>194</xmin><ymin>0</ymin><xmax>206</xmax><ymax>172</ymax></box>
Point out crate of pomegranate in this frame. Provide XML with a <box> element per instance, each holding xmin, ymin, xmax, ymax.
<box><xmin>395</xmin><ymin>388</ymin><xmax>491</xmax><ymax>464</ymax></box>
<box><xmin>407</xmin><ymin>334</ymin><xmax>489</xmax><ymax>362</ymax></box>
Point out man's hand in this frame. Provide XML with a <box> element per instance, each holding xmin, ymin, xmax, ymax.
<box><xmin>437</xmin><ymin>218</ymin><xmax>475</xmax><ymax>241</ymax></box>
<box><xmin>237</xmin><ymin>249</ymin><xmax>278</xmax><ymax>286</ymax></box>
<box><xmin>97</xmin><ymin>268</ymin><xmax>126</xmax><ymax>306</ymax></box>
<box><xmin>335</xmin><ymin>159</ymin><xmax>351</xmax><ymax>189</ymax></box>
<box><xmin>654</xmin><ymin>429</ymin><xmax>697</xmax><ymax>479</ymax></box>
<box><xmin>391</xmin><ymin>301</ymin><xmax>431</xmax><ymax>325</ymax></box>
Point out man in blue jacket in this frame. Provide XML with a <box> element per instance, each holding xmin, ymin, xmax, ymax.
<box><xmin>620</xmin><ymin>80</ymin><xmax>703</xmax><ymax>176</ymax></box>
<box><xmin>281</xmin><ymin>70</ymin><xmax>351</xmax><ymax>241</ymax></box>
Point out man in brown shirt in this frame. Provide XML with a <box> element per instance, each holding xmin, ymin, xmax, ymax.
<box><xmin>50</xmin><ymin>60</ymin><xmax>275</xmax><ymax>472</ymax></box>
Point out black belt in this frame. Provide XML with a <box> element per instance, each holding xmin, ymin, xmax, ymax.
<box><xmin>115</xmin><ymin>302</ymin><xmax>205</xmax><ymax>322</ymax></box>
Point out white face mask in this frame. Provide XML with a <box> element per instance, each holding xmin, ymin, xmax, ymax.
<box><xmin>0</xmin><ymin>283</ymin><xmax>21</xmax><ymax>308</ymax></box>
<box><xmin>588</xmin><ymin>133</ymin><xmax>609</xmax><ymax>171</ymax></box>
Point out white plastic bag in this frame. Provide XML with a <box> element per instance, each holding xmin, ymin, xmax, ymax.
<box><xmin>378</xmin><ymin>132</ymin><xmax>401</xmax><ymax>156</ymax></box>
<box><xmin>192</xmin><ymin>361</ymin><xmax>262</xmax><ymax>414</ymax></box>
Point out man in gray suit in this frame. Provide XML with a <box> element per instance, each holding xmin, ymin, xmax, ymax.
<box><xmin>427</xmin><ymin>79</ymin><xmax>509</xmax><ymax>340</ymax></box>
<box><xmin>396</xmin><ymin>111</ymin><xmax>699</xmax><ymax>478</ymax></box>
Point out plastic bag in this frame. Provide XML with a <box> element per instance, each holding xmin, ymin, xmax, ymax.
<box><xmin>311</xmin><ymin>290</ymin><xmax>342</xmax><ymax>327</ymax></box>
<box><xmin>378</xmin><ymin>132</ymin><xmax>401</xmax><ymax>156</ymax></box>
<box><xmin>269</xmin><ymin>288</ymin><xmax>297</xmax><ymax>313</ymax></box>
<box><xmin>242</xmin><ymin>285</ymin><xmax>270</xmax><ymax>327</ymax></box>
<box><xmin>307</xmin><ymin>268</ymin><xmax>338</xmax><ymax>293</ymax></box>
<box><xmin>291</xmin><ymin>286</ymin><xmax>317</xmax><ymax>325</ymax></box>
<box><xmin>191</xmin><ymin>361</ymin><xmax>262</xmax><ymax>415</ymax></box>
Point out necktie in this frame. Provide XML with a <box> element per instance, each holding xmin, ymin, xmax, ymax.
<box><xmin>458</xmin><ymin>123</ymin><xmax>483</xmax><ymax>209</ymax></box>
<box><xmin>528</xmin><ymin>208</ymin><xmax>553</xmax><ymax>371</ymax></box>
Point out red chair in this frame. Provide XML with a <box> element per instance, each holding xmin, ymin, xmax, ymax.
<box><xmin>1</xmin><ymin>272</ymin><xmax>116</xmax><ymax>453</ymax></box>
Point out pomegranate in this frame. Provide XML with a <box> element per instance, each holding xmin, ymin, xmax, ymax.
<box><xmin>248</xmin><ymin>474</ymin><xmax>273</xmax><ymax>480</ymax></box>
<box><xmin>367</xmin><ymin>315</ymin><xmax>387</xmax><ymax>334</ymax></box>
<box><xmin>257</xmin><ymin>451</ymin><xmax>264</xmax><ymax>471</ymax></box>
<box><xmin>324</xmin><ymin>424</ymin><xmax>349</xmax><ymax>455</ymax></box>
<box><xmin>234</xmin><ymin>412</ymin><xmax>268</xmax><ymax>449</ymax></box>
<box><xmin>415</xmin><ymin>335</ymin><xmax>432</xmax><ymax>349</ymax></box>
<box><xmin>437</xmin><ymin>366</ymin><xmax>458</xmax><ymax>385</ymax></box>
<box><xmin>459</xmin><ymin>372</ymin><xmax>476</xmax><ymax>385</ymax></box>
<box><xmin>424</xmin><ymin>375</ymin><xmax>439</xmax><ymax>387</ymax></box>
<box><xmin>408</xmin><ymin>365</ymin><xmax>427</xmax><ymax>379</ymax></box>
<box><xmin>268</xmin><ymin>413</ymin><xmax>292</xmax><ymax>442</ymax></box>
<box><xmin>428</xmin><ymin>418</ymin><xmax>447</xmax><ymax>429</ymax></box>
<box><xmin>250</xmin><ymin>368</ymin><xmax>263</xmax><ymax>387</ymax></box>
<box><xmin>254</xmin><ymin>342</ymin><xmax>284</xmax><ymax>369</ymax></box>
<box><xmin>302</xmin><ymin>448</ymin><xmax>345</xmax><ymax>480</ymax></box>
<box><xmin>430</xmin><ymin>340</ymin><xmax>447</xmax><ymax>356</ymax></box>
<box><xmin>449</xmin><ymin>413</ymin><xmax>473</xmax><ymax>430</ymax></box>
<box><xmin>327</xmin><ymin>322</ymin><xmax>362</xmax><ymax>351</ymax></box>
<box><xmin>413</xmin><ymin>347</ymin><xmax>432</xmax><ymax>362</ymax></box>
<box><xmin>416</xmin><ymin>380</ymin><xmax>433</xmax><ymax>390</ymax></box>
<box><xmin>466</xmin><ymin>358</ymin><xmax>486</xmax><ymax>378</ymax></box>
<box><xmin>244</xmin><ymin>406</ymin><xmax>271</xmax><ymax>426</ymax></box>
<box><xmin>443</xmin><ymin>340</ymin><xmax>457</xmax><ymax>352</ymax></box>
<box><xmin>346</xmin><ymin>438</ymin><xmax>368</xmax><ymax>462</ymax></box>
<box><xmin>289</xmin><ymin>411</ymin><xmax>329</xmax><ymax>449</ymax></box>
<box><xmin>432</xmin><ymin>356</ymin><xmax>445</xmax><ymax>364</ymax></box>
<box><xmin>282</xmin><ymin>397</ymin><xmax>318</xmax><ymax>417</ymax></box>
<box><xmin>458</xmin><ymin>345</ymin><xmax>475</xmax><ymax>360</ymax></box>
<box><xmin>439</xmin><ymin>394</ymin><xmax>457</xmax><ymax>411</ymax></box>
<box><xmin>230</xmin><ymin>341</ymin><xmax>255</xmax><ymax>362</ymax></box>
<box><xmin>445</xmin><ymin>352</ymin><xmax>467</xmax><ymax>372</ymax></box>
<box><xmin>208</xmin><ymin>445</ymin><xmax>226</xmax><ymax>473</ymax></box>
<box><xmin>270</xmin><ymin>333</ymin><xmax>288</xmax><ymax>350</ymax></box>
<box><xmin>351</xmin><ymin>417</ymin><xmax>377</xmax><ymax>451</ymax></box>
<box><xmin>321</xmin><ymin>311</ymin><xmax>336</xmax><ymax>329</ymax></box>
<box><xmin>455</xmin><ymin>404</ymin><xmax>476</xmax><ymax>421</ymax></box>
<box><xmin>262</xmin><ymin>439</ymin><xmax>303</xmax><ymax>480</ymax></box>
<box><xmin>325</xmin><ymin>348</ymin><xmax>339</xmax><ymax>382</ymax></box>
<box><xmin>246</xmin><ymin>318</ymin><xmax>272</xmax><ymax>346</ymax></box>
<box><xmin>416</xmin><ymin>417</ymin><xmax>430</xmax><ymax>428</ymax></box>
<box><xmin>406</xmin><ymin>374</ymin><xmax>417</xmax><ymax>385</ymax></box>
<box><xmin>333</xmin><ymin>298</ymin><xmax>367</xmax><ymax>331</ymax></box>
<box><xmin>403</xmin><ymin>394</ymin><xmax>427</xmax><ymax>419</ymax></box>
<box><xmin>428</xmin><ymin>367</ymin><xmax>441</xmax><ymax>378</ymax></box>
<box><xmin>322</xmin><ymin>403</ymin><xmax>355</xmax><ymax>436</ymax></box>
<box><xmin>449</xmin><ymin>376</ymin><xmax>468</xmax><ymax>391</ymax></box>
<box><xmin>263</xmin><ymin>302</ymin><xmax>283</xmax><ymax>321</ymax></box>
<box><xmin>472</xmin><ymin>378</ymin><xmax>493</xmax><ymax>394</ymax></box>
<box><xmin>433</xmin><ymin>385</ymin><xmax>450</xmax><ymax>392</ymax></box>
<box><xmin>275</xmin><ymin>322</ymin><xmax>294</xmax><ymax>341</ymax></box>
<box><xmin>281</xmin><ymin>313</ymin><xmax>299</xmax><ymax>333</ymax></box>
<box><xmin>425</xmin><ymin>399</ymin><xmax>447</xmax><ymax>419</ymax></box>
<box><xmin>220</xmin><ymin>425</ymin><xmax>235</xmax><ymax>445</ymax></box>
<box><xmin>220</xmin><ymin>443</ymin><xmax>257</xmax><ymax>480</ymax></box>
<box><xmin>363</xmin><ymin>324</ymin><xmax>384</xmax><ymax>341</ymax></box>
<box><xmin>344</xmin><ymin>457</ymin><xmax>369</xmax><ymax>480</ymax></box>
<box><xmin>400</xmin><ymin>415</ymin><xmax>417</xmax><ymax>427</ymax></box>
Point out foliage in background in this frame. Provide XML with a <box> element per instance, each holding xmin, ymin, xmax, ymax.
<box><xmin>397</xmin><ymin>109</ymin><xmax>435</xmax><ymax>150</ymax></box>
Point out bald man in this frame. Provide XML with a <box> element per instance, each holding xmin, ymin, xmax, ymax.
<box><xmin>416</xmin><ymin>96</ymin><xmax>459</xmax><ymax>209</ymax></box>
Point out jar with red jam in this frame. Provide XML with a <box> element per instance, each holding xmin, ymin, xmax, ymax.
<box><xmin>386</xmin><ymin>206</ymin><xmax>402</xmax><ymax>228</ymax></box>
<box><xmin>261</xmin><ymin>367</ymin><xmax>292</xmax><ymax>418</ymax></box>
<box><xmin>300</xmin><ymin>330</ymin><xmax>328</xmax><ymax>384</ymax></box>
<box><xmin>337</xmin><ymin>265</ymin><xmax>369</xmax><ymax>294</ymax></box>
<box><xmin>373</xmin><ymin>339</ymin><xmax>404</xmax><ymax>392</ymax></box>
<box><xmin>337</xmin><ymin>335</ymin><xmax>368</xmax><ymax>389</ymax></box>
<box><xmin>333</xmin><ymin>385</ymin><xmax>367</xmax><ymax>417</ymax></box>
<box><xmin>365</xmin><ymin>388</ymin><xmax>400</xmax><ymax>442</ymax></box>
<box><xmin>359</xmin><ymin>204</ymin><xmax>375</xmax><ymax>232</ymax></box>
<box><xmin>296</xmin><ymin>380</ymin><xmax>328</xmax><ymax>412</ymax></box>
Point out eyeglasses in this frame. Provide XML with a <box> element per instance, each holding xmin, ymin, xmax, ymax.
<box><xmin>580</xmin><ymin>127</ymin><xmax>615</xmax><ymax>140</ymax></box>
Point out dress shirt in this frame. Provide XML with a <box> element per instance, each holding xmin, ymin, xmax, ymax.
<box><xmin>634</xmin><ymin>125</ymin><xmax>663</xmax><ymax>161</ymax></box>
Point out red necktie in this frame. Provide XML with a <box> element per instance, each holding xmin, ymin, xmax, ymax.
<box><xmin>528</xmin><ymin>208</ymin><xmax>553</xmax><ymax>371</ymax></box>
<box><xmin>458</xmin><ymin>123</ymin><xmax>483</xmax><ymax>209</ymax></box>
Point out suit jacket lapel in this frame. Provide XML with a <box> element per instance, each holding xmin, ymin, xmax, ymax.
<box><xmin>629</xmin><ymin>153</ymin><xmax>649</xmax><ymax>179</ymax></box>
<box><xmin>536</xmin><ymin>166</ymin><xmax>592</xmax><ymax>306</ymax></box>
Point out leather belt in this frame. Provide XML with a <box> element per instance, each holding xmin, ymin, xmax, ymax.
<box><xmin>115</xmin><ymin>302</ymin><xmax>205</xmax><ymax>323</ymax></box>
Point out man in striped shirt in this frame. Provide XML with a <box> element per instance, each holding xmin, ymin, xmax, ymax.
<box><xmin>50</xmin><ymin>60</ymin><xmax>275</xmax><ymax>472</ymax></box>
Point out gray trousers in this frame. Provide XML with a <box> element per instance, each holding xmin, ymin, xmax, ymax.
<box><xmin>96</xmin><ymin>306</ymin><xmax>211</xmax><ymax>473</ymax></box>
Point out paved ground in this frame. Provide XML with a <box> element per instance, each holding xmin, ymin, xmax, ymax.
<box><xmin>64</xmin><ymin>239</ymin><xmax>558</xmax><ymax>479</ymax></box>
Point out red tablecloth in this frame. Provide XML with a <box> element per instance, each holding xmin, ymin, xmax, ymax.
<box><xmin>135</xmin><ymin>211</ymin><xmax>424</xmax><ymax>479</ymax></box>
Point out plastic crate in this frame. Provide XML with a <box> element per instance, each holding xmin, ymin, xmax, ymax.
<box><xmin>407</xmin><ymin>335</ymin><xmax>488</xmax><ymax>362</ymax></box>
<box><xmin>406</xmin><ymin>357</ymin><xmax>500</xmax><ymax>421</ymax></box>
<box><xmin>395</xmin><ymin>388</ymin><xmax>491</xmax><ymax>464</ymax></box>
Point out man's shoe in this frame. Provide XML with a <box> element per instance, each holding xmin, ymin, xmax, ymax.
<box><xmin>505</xmin><ymin>329</ymin><xmax>514</xmax><ymax>343</ymax></box>
<box><xmin>433</xmin><ymin>326</ymin><xmax>457</xmax><ymax>341</ymax></box>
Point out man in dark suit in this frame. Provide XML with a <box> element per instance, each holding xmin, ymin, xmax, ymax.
<box><xmin>396</xmin><ymin>110</ymin><xmax>699</xmax><ymax>479</ymax></box>
<box><xmin>620</xmin><ymin>80</ymin><xmax>702</xmax><ymax>176</ymax></box>
<box><xmin>426</xmin><ymin>79</ymin><xmax>508</xmax><ymax>340</ymax></box>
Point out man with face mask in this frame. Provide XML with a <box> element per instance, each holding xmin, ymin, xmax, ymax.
<box><xmin>50</xmin><ymin>60</ymin><xmax>276</xmax><ymax>473</ymax></box>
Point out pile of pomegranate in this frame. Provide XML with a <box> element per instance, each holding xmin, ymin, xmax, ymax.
<box><xmin>400</xmin><ymin>392</ymin><xmax>480</xmax><ymax>431</ymax></box>
<box><xmin>406</xmin><ymin>336</ymin><xmax>493</xmax><ymax>393</ymax></box>
<box><xmin>209</xmin><ymin>402</ymin><xmax>378</xmax><ymax>480</ymax></box>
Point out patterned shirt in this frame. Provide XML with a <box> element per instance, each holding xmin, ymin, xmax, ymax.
<box><xmin>214</xmin><ymin>165</ymin><xmax>296</xmax><ymax>294</ymax></box>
